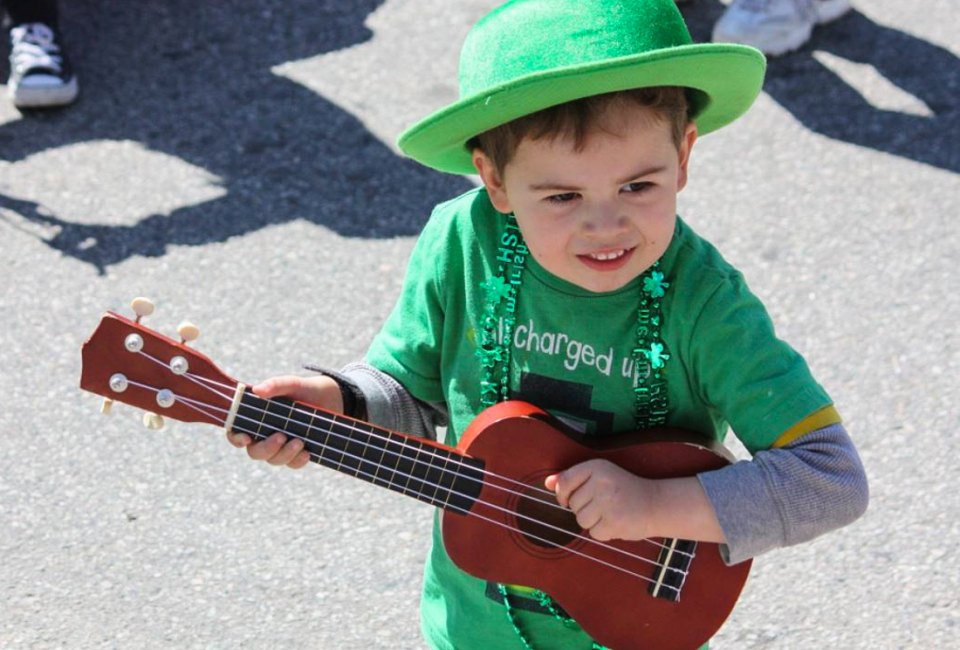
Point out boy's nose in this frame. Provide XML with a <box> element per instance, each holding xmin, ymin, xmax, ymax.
<box><xmin>582</xmin><ymin>207</ymin><xmax>629</xmax><ymax>235</ymax></box>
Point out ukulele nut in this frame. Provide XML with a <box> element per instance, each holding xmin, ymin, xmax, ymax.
<box><xmin>109</xmin><ymin>373</ymin><xmax>129</xmax><ymax>393</ymax></box>
<box><xmin>124</xmin><ymin>333</ymin><xmax>144</xmax><ymax>353</ymax></box>
<box><xmin>156</xmin><ymin>389</ymin><xmax>176</xmax><ymax>409</ymax></box>
<box><xmin>169</xmin><ymin>356</ymin><xmax>189</xmax><ymax>375</ymax></box>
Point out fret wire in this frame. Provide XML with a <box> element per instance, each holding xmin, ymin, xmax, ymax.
<box><xmin>254</xmin><ymin>394</ymin><xmax>270</xmax><ymax>439</ymax></box>
<box><xmin>380</xmin><ymin>429</ymin><xmax>406</xmax><ymax>496</ymax></box>
<box><xmin>436</xmin><ymin>447</ymin><xmax>455</xmax><ymax>509</ymax></box>
<box><xmin>358</xmin><ymin>415</ymin><xmax>389</xmax><ymax>488</ymax></box>
<box><xmin>306</xmin><ymin>406</ymin><xmax>327</xmax><ymax>466</ymax></box>
<box><xmin>323</xmin><ymin>407</ymin><xmax>348</xmax><ymax>473</ymax></box>
<box><xmin>400</xmin><ymin>433</ymin><xmax>426</xmax><ymax>501</ymax></box>
<box><xmin>367</xmin><ymin>420</ymin><xmax>389</xmax><ymax>487</ymax></box>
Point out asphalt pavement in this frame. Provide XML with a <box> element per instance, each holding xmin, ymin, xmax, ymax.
<box><xmin>1</xmin><ymin>1</ymin><xmax>957</xmax><ymax>648</ymax></box>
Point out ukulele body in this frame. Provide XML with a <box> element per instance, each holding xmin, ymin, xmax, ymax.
<box><xmin>442</xmin><ymin>401</ymin><xmax>751</xmax><ymax>650</ymax></box>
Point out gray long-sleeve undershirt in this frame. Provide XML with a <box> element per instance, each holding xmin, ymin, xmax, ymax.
<box><xmin>339</xmin><ymin>362</ymin><xmax>868</xmax><ymax>565</ymax></box>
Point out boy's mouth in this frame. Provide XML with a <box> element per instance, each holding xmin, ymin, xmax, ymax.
<box><xmin>577</xmin><ymin>247</ymin><xmax>635</xmax><ymax>271</ymax></box>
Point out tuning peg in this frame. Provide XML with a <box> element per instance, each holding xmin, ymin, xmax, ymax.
<box><xmin>131</xmin><ymin>297</ymin><xmax>155</xmax><ymax>323</ymax></box>
<box><xmin>100</xmin><ymin>398</ymin><xmax>114</xmax><ymax>414</ymax></box>
<box><xmin>177</xmin><ymin>321</ymin><xmax>200</xmax><ymax>344</ymax></box>
<box><xmin>142</xmin><ymin>412</ymin><xmax>165</xmax><ymax>430</ymax></box>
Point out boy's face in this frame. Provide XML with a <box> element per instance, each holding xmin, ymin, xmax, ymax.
<box><xmin>473</xmin><ymin>103</ymin><xmax>696</xmax><ymax>293</ymax></box>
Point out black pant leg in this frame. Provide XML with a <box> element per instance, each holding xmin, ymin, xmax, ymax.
<box><xmin>4</xmin><ymin>0</ymin><xmax>60</xmax><ymax>29</ymax></box>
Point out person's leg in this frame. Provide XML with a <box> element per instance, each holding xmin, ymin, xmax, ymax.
<box><xmin>5</xmin><ymin>0</ymin><xmax>78</xmax><ymax>108</ymax></box>
<box><xmin>712</xmin><ymin>0</ymin><xmax>851</xmax><ymax>57</ymax></box>
<box><xmin>4</xmin><ymin>0</ymin><xmax>61</xmax><ymax>29</ymax></box>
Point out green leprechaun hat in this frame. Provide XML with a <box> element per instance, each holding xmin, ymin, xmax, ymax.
<box><xmin>398</xmin><ymin>0</ymin><xmax>766</xmax><ymax>175</ymax></box>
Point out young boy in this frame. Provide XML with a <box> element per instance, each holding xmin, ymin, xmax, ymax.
<box><xmin>227</xmin><ymin>1</ymin><xmax>868</xmax><ymax>648</ymax></box>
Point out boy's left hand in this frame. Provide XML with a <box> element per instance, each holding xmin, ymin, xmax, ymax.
<box><xmin>545</xmin><ymin>459</ymin><xmax>655</xmax><ymax>542</ymax></box>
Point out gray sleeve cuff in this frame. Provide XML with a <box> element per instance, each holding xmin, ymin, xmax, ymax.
<box><xmin>339</xmin><ymin>362</ymin><xmax>447</xmax><ymax>441</ymax></box>
<box><xmin>698</xmin><ymin>423</ymin><xmax>869</xmax><ymax>565</ymax></box>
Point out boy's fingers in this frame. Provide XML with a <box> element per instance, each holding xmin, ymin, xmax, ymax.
<box><xmin>575</xmin><ymin>501</ymin><xmax>603</xmax><ymax>532</ymax></box>
<box><xmin>245</xmin><ymin>432</ymin><xmax>287</xmax><ymax>461</ymax></box>
<box><xmin>549</xmin><ymin>464</ymin><xmax>593</xmax><ymax>508</ymax></box>
<box><xmin>252</xmin><ymin>376</ymin><xmax>313</xmax><ymax>402</ymax></box>
<box><xmin>266</xmin><ymin>437</ymin><xmax>305</xmax><ymax>466</ymax></box>
<box><xmin>288</xmin><ymin>449</ymin><xmax>313</xmax><ymax>470</ymax></box>
<box><xmin>226</xmin><ymin>430</ymin><xmax>251</xmax><ymax>448</ymax></box>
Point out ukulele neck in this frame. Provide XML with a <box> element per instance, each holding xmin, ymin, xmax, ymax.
<box><xmin>230</xmin><ymin>386</ymin><xmax>485</xmax><ymax>513</ymax></box>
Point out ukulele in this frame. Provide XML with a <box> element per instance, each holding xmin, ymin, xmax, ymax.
<box><xmin>80</xmin><ymin>302</ymin><xmax>751</xmax><ymax>650</ymax></box>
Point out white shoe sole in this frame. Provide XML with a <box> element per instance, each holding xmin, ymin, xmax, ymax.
<box><xmin>9</xmin><ymin>76</ymin><xmax>79</xmax><ymax>108</ymax></box>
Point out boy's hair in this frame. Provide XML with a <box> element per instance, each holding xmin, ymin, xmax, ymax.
<box><xmin>468</xmin><ymin>86</ymin><xmax>691</xmax><ymax>176</ymax></box>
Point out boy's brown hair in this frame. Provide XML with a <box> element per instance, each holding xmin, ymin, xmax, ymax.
<box><xmin>468</xmin><ymin>86</ymin><xmax>691</xmax><ymax>176</ymax></box>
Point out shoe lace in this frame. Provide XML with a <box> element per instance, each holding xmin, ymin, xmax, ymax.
<box><xmin>10</xmin><ymin>23</ymin><xmax>64</xmax><ymax>75</ymax></box>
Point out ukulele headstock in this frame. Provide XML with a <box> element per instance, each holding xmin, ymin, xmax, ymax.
<box><xmin>80</xmin><ymin>299</ymin><xmax>240</xmax><ymax>429</ymax></box>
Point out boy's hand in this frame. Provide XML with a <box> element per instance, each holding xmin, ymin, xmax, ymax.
<box><xmin>225</xmin><ymin>374</ymin><xmax>344</xmax><ymax>470</ymax></box>
<box><xmin>545</xmin><ymin>459</ymin><xmax>654</xmax><ymax>542</ymax></box>
<box><xmin>546</xmin><ymin>459</ymin><xmax>727</xmax><ymax>544</ymax></box>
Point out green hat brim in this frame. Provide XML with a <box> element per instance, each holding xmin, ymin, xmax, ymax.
<box><xmin>398</xmin><ymin>43</ymin><xmax>766</xmax><ymax>175</ymax></box>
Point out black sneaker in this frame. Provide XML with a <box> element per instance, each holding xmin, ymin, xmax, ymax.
<box><xmin>8</xmin><ymin>22</ymin><xmax>79</xmax><ymax>108</ymax></box>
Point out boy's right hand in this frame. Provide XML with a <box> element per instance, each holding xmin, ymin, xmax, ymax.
<box><xmin>225</xmin><ymin>374</ymin><xmax>344</xmax><ymax>469</ymax></box>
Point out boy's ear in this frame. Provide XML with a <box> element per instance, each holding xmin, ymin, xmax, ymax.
<box><xmin>676</xmin><ymin>122</ymin><xmax>698</xmax><ymax>192</ymax></box>
<box><xmin>472</xmin><ymin>149</ymin><xmax>512</xmax><ymax>213</ymax></box>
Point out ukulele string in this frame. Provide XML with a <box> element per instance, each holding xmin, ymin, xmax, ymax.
<box><xmin>129</xmin><ymin>351</ymin><xmax>695</xmax><ymax>572</ymax></box>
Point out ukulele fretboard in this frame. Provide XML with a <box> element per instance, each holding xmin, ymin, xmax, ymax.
<box><xmin>233</xmin><ymin>391</ymin><xmax>485</xmax><ymax>513</ymax></box>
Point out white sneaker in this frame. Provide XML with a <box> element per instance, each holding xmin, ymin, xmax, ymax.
<box><xmin>8</xmin><ymin>23</ymin><xmax>79</xmax><ymax>108</ymax></box>
<box><xmin>712</xmin><ymin>0</ymin><xmax>851</xmax><ymax>56</ymax></box>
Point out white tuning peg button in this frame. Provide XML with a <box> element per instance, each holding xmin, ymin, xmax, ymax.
<box><xmin>131</xmin><ymin>297</ymin><xmax>156</xmax><ymax>323</ymax></box>
<box><xmin>177</xmin><ymin>321</ymin><xmax>200</xmax><ymax>344</ymax></box>
<box><xmin>100</xmin><ymin>398</ymin><xmax>114</xmax><ymax>414</ymax></box>
<box><xmin>142</xmin><ymin>412</ymin><xmax>165</xmax><ymax>430</ymax></box>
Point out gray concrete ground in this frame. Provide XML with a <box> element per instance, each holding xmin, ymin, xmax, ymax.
<box><xmin>1</xmin><ymin>1</ymin><xmax>957</xmax><ymax>648</ymax></box>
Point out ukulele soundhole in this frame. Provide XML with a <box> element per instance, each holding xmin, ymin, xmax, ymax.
<box><xmin>515</xmin><ymin>484</ymin><xmax>581</xmax><ymax>550</ymax></box>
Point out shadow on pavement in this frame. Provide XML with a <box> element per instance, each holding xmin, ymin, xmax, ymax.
<box><xmin>0</xmin><ymin>0</ymin><xmax>472</xmax><ymax>274</ymax></box>
<box><xmin>681</xmin><ymin>2</ymin><xmax>959</xmax><ymax>174</ymax></box>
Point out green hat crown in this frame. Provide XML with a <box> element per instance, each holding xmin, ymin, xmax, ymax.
<box><xmin>460</xmin><ymin>0</ymin><xmax>693</xmax><ymax>97</ymax></box>
<box><xmin>400</xmin><ymin>0</ymin><xmax>766</xmax><ymax>175</ymax></box>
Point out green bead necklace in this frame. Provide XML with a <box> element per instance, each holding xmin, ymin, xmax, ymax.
<box><xmin>476</xmin><ymin>214</ymin><xmax>671</xmax><ymax>649</ymax></box>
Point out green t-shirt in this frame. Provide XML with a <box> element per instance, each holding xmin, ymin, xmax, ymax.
<box><xmin>366</xmin><ymin>187</ymin><xmax>831</xmax><ymax>649</ymax></box>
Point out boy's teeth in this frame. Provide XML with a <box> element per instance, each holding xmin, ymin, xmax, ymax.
<box><xmin>589</xmin><ymin>250</ymin><xmax>625</xmax><ymax>261</ymax></box>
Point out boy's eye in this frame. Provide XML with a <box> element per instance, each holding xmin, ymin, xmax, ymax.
<box><xmin>622</xmin><ymin>181</ymin><xmax>653</xmax><ymax>194</ymax></box>
<box><xmin>546</xmin><ymin>192</ymin><xmax>579</xmax><ymax>204</ymax></box>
